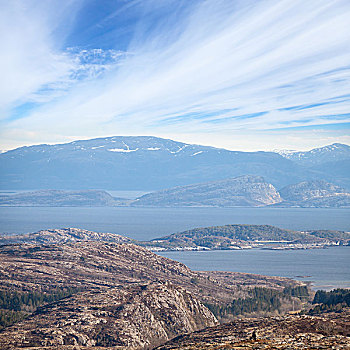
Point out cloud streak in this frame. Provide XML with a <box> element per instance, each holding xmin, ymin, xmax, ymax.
<box><xmin>1</xmin><ymin>0</ymin><xmax>349</xmax><ymax>150</ymax></box>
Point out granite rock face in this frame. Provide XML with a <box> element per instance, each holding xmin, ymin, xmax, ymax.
<box><xmin>133</xmin><ymin>175</ymin><xmax>283</xmax><ymax>207</ymax></box>
<box><xmin>0</xmin><ymin>238</ymin><xmax>305</xmax><ymax>349</ymax></box>
<box><xmin>0</xmin><ymin>283</ymin><xmax>217</xmax><ymax>349</ymax></box>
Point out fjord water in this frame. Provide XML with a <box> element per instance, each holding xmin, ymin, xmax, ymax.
<box><xmin>1</xmin><ymin>206</ymin><xmax>349</xmax><ymax>290</ymax></box>
<box><xmin>158</xmin><ymin>247</ymin><xmax>350</xmax><ymax>291</ymax></box>
<box><xmin>1</xmin><ymin>206</ymin><xmax>349</xmax><ymax>238</ymax></box>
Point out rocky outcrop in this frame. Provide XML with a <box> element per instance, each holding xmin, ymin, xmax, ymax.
<box><xmin>277</xmin><ymin>180</ymin><xmax>350</xmax><ymax>207</ymax></box>
<box><xmin>0</xmin><ymin>227</ymin><xmax>132</xmax><ymax>245</ymax></box>
<box><xmin>0</xmin><ymin>283</ymin><xmax>217</xmax><ymax>349</ymax></box>
<box><xmin>156</xmin><ymin>309</ymin><xmax>350</xmax><ymax>349</ymax></box>
<box><xmin>0</xmin><ymin>241</ymin><xmax>299</xmax><ymax>306</ymax></box>
<box><xmin>133</xmin><ymin>175</ymin><xmax>282</xmax><ymax>207</ymax></box>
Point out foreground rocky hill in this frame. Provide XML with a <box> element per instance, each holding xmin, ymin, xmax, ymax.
<box><xmin>0</xmin><ymin>283</ymin><xmax>217</xmax><ymax>349</ymax></box>
<box><xmin>0</xmin><ymin>239</ymin><xmax>305</xmax><ymax>348</ymax></box>
<box><xmin>156</xmin><ymin>309</ymin><xmax>350</xmax><ymax>349</ymax></box>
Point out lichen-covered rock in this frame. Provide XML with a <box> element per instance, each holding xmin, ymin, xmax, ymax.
<box><xmin>0</xmin><ymin>283</ymin><xmax>217</xmax><ymax>349</ymax></box>
<box><xmin>156</xmin><ymin>309</ymin><xmax>350</xmax><ymax>349</ymax></box>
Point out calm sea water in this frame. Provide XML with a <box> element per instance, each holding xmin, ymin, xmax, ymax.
<box><xmin>158</xmin><ymin>247</ymin><xmax>350</xmax><ymax>291</ymax></box>
<box><xmin>0</xmin><ymin>207</ymin><xmax>349</xmax><ymax>239</ymax></box>
<box><xmin>1</xmin><ymin>207</ymin><xmax>349</xmax><ymax>290</ymax></box>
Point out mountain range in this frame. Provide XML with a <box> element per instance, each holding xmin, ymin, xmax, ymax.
<box><xmin>1</xmin><ymin>136</ymin><xmax>349</xmax><ymax>190</ymax></box>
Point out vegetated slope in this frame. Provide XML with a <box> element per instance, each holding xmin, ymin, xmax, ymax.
<box><xmin>277</xmin><ymin>180</ymin><xmax>350</xmax><ymax>207</ymax></box>
<box><xmin>0</xmin><ymin>136</ymin><xmax>318</xmax><ymax>190</ymax></box>
<box><xmin>155</xmin><ymin>309</ymin><xmax>350</xmax><ymax>350</ymax></box>
<box><xmin>145</xmin><ymin>224</ymin><xmax>347</xmax><ymax>250</ymax></box>
<box><xmin>0</xmin><ymin>240</ymin><xmax>304</xmax><ymax>348</ymax></box>
<box><xmin>133</xmin><ymin>175</ymin><xmax>282</xmax><ymax>207</ymax></box>
<box><xmin>0</xmin><ymin>189</ymin><xmax>128</xmax><ymax>206</ymax></box>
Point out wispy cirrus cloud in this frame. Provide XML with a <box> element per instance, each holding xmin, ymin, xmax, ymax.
<box><xmin>1</xmin><ymin>0</ymin><xmax>350</xmax><ymax>150</ymax></box>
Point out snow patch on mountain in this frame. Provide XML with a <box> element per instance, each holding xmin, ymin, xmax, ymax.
<box><xmin>108</xmin><ymin>148</ymin><xmax>139</xmax><ymax>153</ymax></box>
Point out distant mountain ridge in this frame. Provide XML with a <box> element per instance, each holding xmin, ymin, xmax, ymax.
<box><xmin>1</xmin><ymin>136</ymin><xmax>349</xmax><ymax>190</ymax></box>
<box><xmin>0</xmin><ymin>189</ymin><xmax>128</xmax><ymax>206</ymax></box>
<box><xmin>276</xmin><ymin>143</ymin><xmax>350</xmax><ymax>166</ymax></box>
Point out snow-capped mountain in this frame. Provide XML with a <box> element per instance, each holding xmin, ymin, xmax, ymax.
<box><xmin>0</xmin><ymin>137</ymin><xmax>349</xmax><ymax>190</ymax></box>
<box><xmin>276</xmin><ymin>143</ymin><xmax>350</xmax><ymax>166</ymax></box>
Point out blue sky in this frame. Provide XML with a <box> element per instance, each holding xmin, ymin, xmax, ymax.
<box><xmin>0</xmin><ymin>0</ymin><xmax>349</xmax><ymax>151</ymax></box>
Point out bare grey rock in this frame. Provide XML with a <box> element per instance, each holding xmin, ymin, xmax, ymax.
<box><xmin>133</xmin><ymin>175</ymin><xmax>282</xmax><ymax>207</ymax></box>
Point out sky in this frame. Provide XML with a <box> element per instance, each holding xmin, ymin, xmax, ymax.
<box><xmin>0</xmin><ymin>0</ymin><xmax>350</xmax><ymax>151</ymax></box>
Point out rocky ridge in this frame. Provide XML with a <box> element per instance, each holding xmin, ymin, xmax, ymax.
<box><xmin>133</xmin><ymin>175</ymin><xmax>282</xmax><ymax>207</ymax></box>
<box><xmin>0</xmin><ymin>228</ymin><xmax>131</xmax><ymax>245</ymax></box>
<box><xmin>155</xmin><ymin>309</ymin><xmax>350</xmax><ymax>349</ymax></box>
<box><xmin>0</xmin><ymin>283</ymin><xmax>217</xmax><ymax>349</ymax></box>
<box><xmin>277</xmin><ymin>180</ymin><xmax>350</xmax><ymax>207</ymax></box>
<box><xmin>277</xmin><ymin>143</ymin><xmax>350</xmax><ymax>166</ymax></box>
<box><xmin>0</xmin><ymin>239</ymin><xmax>305</xmax><ymax>348</ymax></box>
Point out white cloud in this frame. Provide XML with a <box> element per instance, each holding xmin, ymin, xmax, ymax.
<box><xmin>0</xmin><ymin>0</ymin><xmax>350</xmax><ymax>150</ymax></box>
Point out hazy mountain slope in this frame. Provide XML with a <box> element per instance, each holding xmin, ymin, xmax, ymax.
<box><xmin>309</xmin><ymin>159</ymin><xmax>350</xmax><ymax>190</ymax></box>
<box><xmin>279</xmin><ymin>180</ymin><xmax>348</xmax><ymax>201</ymax></box>
<box><xmin>133</xmin><ymin>175</ymin><xmax>282</xmax><ymax>207</ymax></box>
<box><xmin>0</xmin><ymin>189</ymin><xmax>128</xmax><ymax>206</ymax></box>
<box><xmin>276</xmin><ymin>180</ymin><xmax>350</xmax><ymax>208</ymax></box>
<box><xmin>0</xmin><ymin>136</ymin><xmax>315</xmax><ymax>190</ymax></box>
<box><xmin>277</xmin><ymin>143</ymin><xmax>350</xmax><ymax>166</ymax></box>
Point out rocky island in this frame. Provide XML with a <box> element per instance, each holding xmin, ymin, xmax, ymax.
<box><xmin>140</xmin><ymin>224</ymin><xmax>350</xmax><ymax>251</ymax></box>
